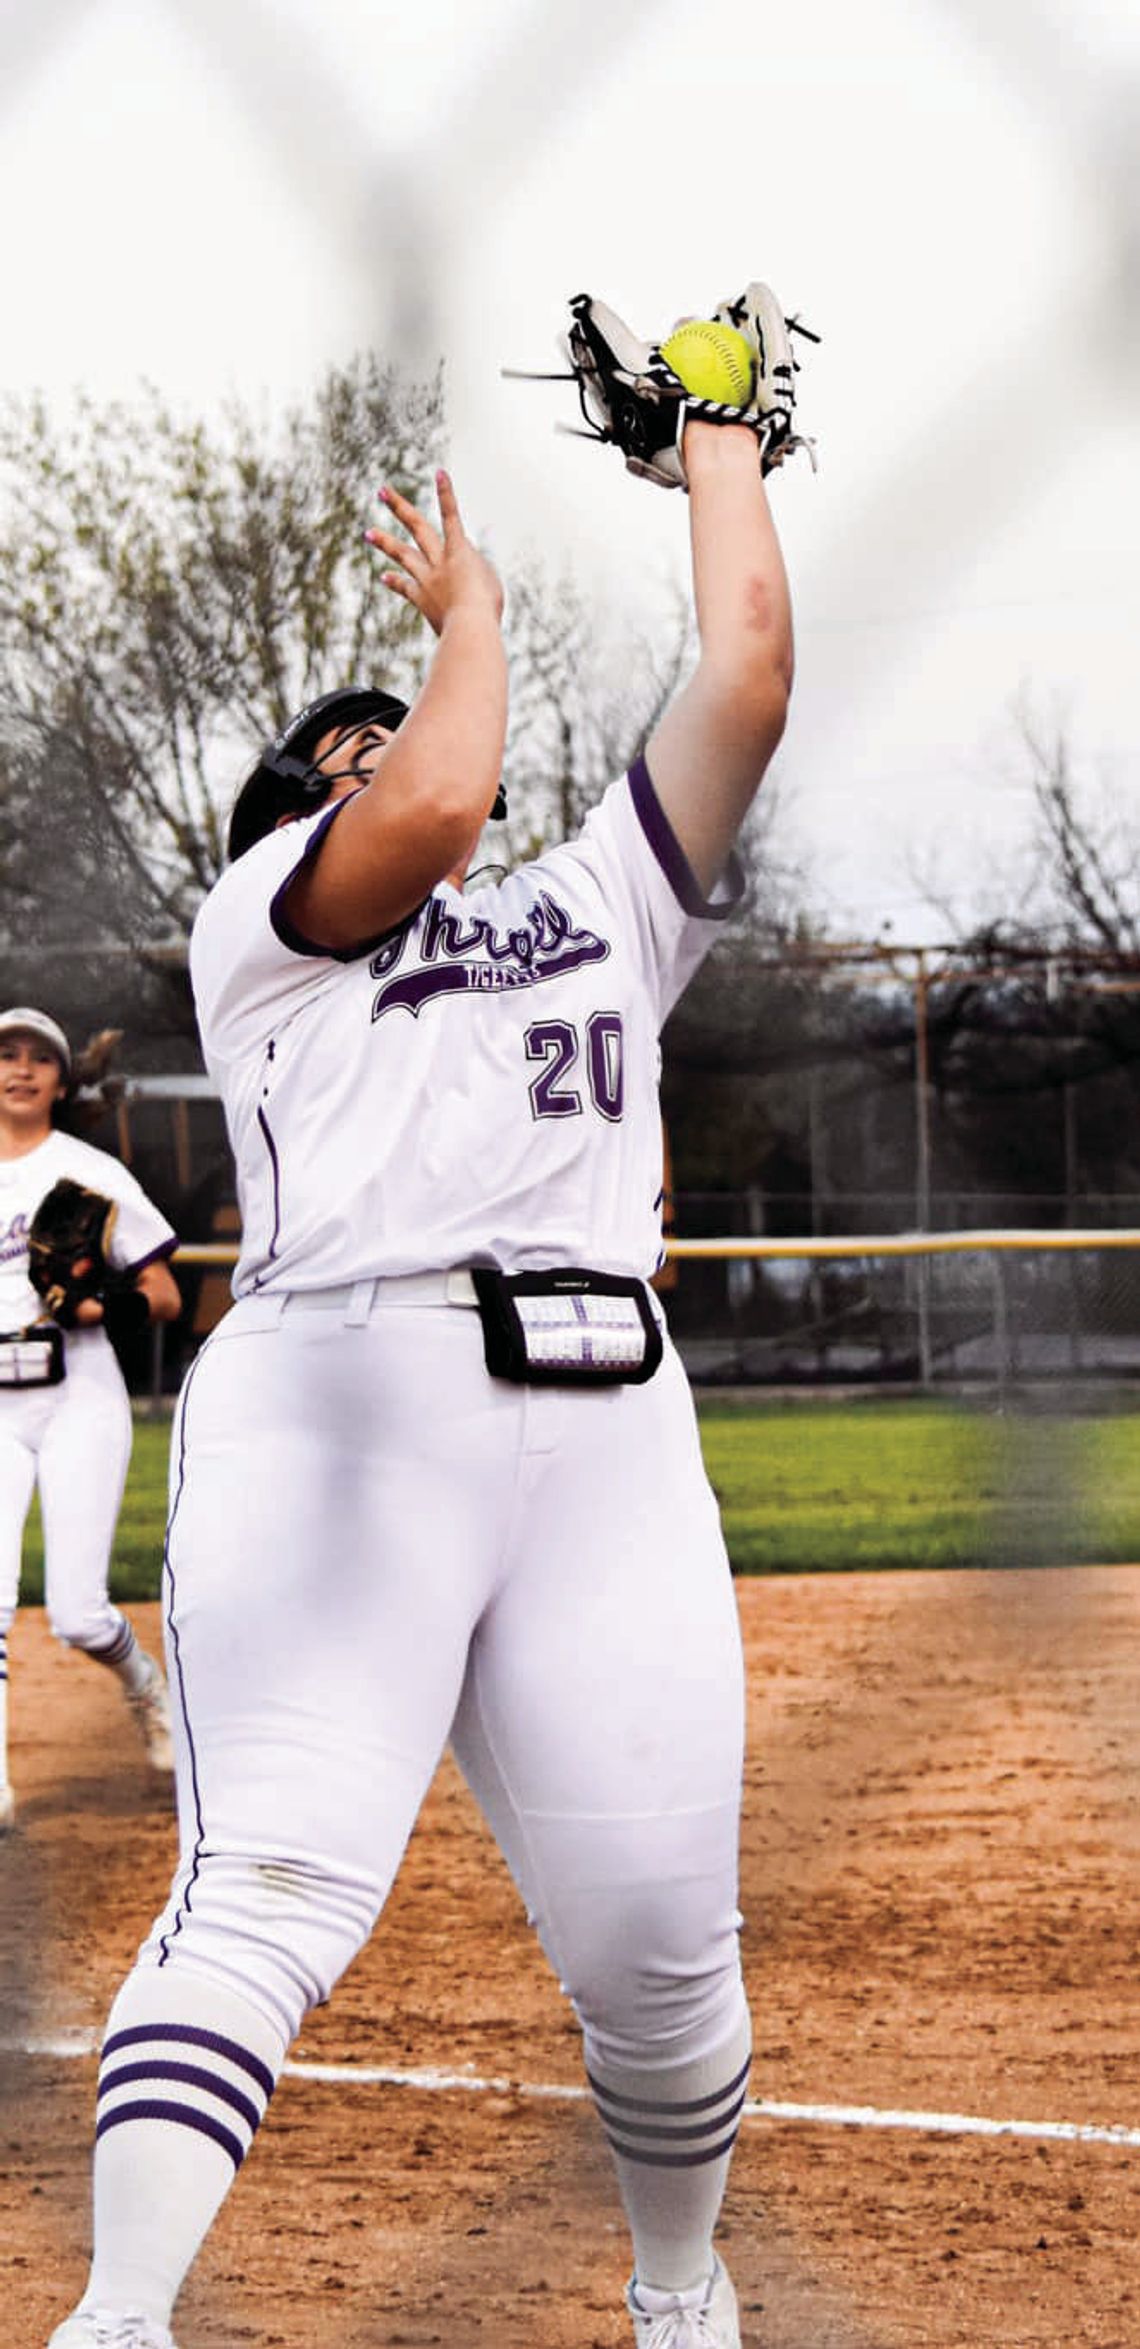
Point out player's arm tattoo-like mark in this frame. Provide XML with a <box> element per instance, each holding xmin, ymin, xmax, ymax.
<box><xmin>524</xmin><ymin>1012</ymin><xmax>624</xmax><ymax>1124</ymax></box>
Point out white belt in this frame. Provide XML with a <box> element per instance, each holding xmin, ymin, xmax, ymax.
<box><xmin>280</xmin><ymin>1270</ymin><xmax>479</xmax><ymax>1322</ymax></box>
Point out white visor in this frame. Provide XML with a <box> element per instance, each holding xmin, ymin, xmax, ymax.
<box><xmin>0</xmin><ymin>1006</ymin><xmax>72</xmax><ymax>1075</ymax></box>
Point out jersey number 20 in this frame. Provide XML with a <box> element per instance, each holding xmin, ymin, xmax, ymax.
<box><xmin>525</xmin><ymin>1015</ymin><xmax>623</xmax><ymax>1123</ymax></box>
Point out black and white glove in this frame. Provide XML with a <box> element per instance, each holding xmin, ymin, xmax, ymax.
<box><xmin>506</xmin><ymin>283</ymin><xmax>818</xmax><ymax>490</ymax></box>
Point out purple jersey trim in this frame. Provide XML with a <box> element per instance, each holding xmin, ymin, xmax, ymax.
<box><xmin>158</xmin><ymin>1343</ymin><xmax>210</xmax><ymax>1965</ymax></box>
<box><xmin>627</xmin><ymin>755</ymin><xmax>745</xmax><ymax>920</ymax></box>
<box><xmin>124</xmin><ymin>1236</ymin><xmax>178</xmax><ymax>1276</ymax></box>
<box><xmin>269</xmin><ymin>792</ymin><xmax>427</xmax><ymax>964</ymax></box>
<box><xmin>256</xmin><ymin>1106</ymin><xmax>282</xmax><ymax>1261</ymax></box>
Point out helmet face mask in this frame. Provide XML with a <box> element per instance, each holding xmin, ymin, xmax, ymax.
<box><xmin>227</xmin><ymin>681</ymin><xmax>510</xmax><ymax>862</ymax></box>
<box><xmin>227</xmin><ymin>687</ymin><xmax>410</xmax><ymax>861</ymax></box>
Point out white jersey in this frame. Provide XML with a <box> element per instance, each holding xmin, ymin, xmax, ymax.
<box><xmin>0</xmin><ymin>1128</ymin><xmax>177</xmax><ymax>1331</ymax></box>
<box><xmin>191</xmin><ymin>758</ymin><xmax>742</xmax><ymax>1297</ymax></box>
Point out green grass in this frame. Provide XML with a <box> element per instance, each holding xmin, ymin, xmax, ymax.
<box><xmin>17</xmin><ymin>1398</ymin><xmax>1140</xmax><ymax>1599</ymax></box>
<box><xmin>699</xmin><ymin>1397</ymin><xmax>1140</xmax><ymax>1572</ymax></box>
<box><xmin>20</xmin><ymin>1415</ymin><xmax>173</xmax><ymax>1604</ymax></box>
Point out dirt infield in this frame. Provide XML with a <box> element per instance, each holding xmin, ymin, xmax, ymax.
<box><xmin>5</xmin><ymin>1567</ymin><xmax>1140</xmax><ymax>2348</ymax></box>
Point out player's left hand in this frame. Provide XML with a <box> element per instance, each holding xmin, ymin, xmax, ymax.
<box><xmin>505</xmin><ymin>289</ymin><xmax>819</xmax><ymax>489</ymax></box>
<box><xmin>364</xmin><ymin>470</ymin><xmax>504</xmax><ymax>638</ymax></box>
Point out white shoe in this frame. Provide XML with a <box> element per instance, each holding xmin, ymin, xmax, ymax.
<box><xmin>127</xmin><ymin>1657</ymin><xmax>175</xmax><ymax>1774</ymax></box>
<box><xmin>0</xmin><ymin>1782</ymin><xmax>15</xmax><ymax>1834</ymax></box>
<box><xmin>627</xmin><ymin>2257</ymin><xmax>742</xmax><ymax>2349</ymax></box>
<box><xmin>47</xmin><ymin>2312</ymin><xmax>178</xmax><ymax>2348</ymax></box>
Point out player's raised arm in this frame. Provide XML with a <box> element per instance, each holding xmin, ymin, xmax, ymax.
<box><xmin>280</xmin><ymin>471</ymin><xmax>508</xmax><ymax>951</ymax></box>
<box><xmin>642</xmin><ymin>419</ymin><xmax>794</xmax><ymax>896</ymax></box>
<box><xmin>504</xmin><ymin>281</ymin><xmax>814</xmax><ymax>900</ymax></box>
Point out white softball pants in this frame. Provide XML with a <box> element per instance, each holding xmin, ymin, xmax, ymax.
<box><xmin>144</xmin><ymin>1291</ymin><xmax>748</xmax><ymax>2070</ymax></box>
<box><xmin>0</xmin><ymin>1328</ymin><xmax>134</xmax><ymax>1645</ymax></box>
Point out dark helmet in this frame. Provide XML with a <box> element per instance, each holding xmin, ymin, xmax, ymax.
<box><xmin>227</xmin><ymin>683</ymin><xmax>508</xmax><ymax>861</ymax></box>
<box><xmin>227</xmin><ymin>686</ymin><xmax>410</xmax><ymax>862</ymax></box>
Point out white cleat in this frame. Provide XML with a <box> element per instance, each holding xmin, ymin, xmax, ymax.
<box><xmin>627</xmin><ymin>2257</ymin><xmax>742</xmax><ymax>2349</ymax></box>
<box><xmin>47</xmin><ymin>2313</ymin><xmax>178</xmax><ymax>2348</ymax></box>
<box><xmin>127</xmin><ymin>1657</ymin><xmax>175</xmax><ymax>1775</ymax></box>
<box><xmin>0</xmin><ymin>1782</ymin><xmax>15</xmax><ymax>1834</ymax></box>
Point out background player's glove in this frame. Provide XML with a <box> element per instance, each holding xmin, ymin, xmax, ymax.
<box><xmin>27</xmin><ymin>1177</ymin><xmax>146</xmax><ymax>1334</ymax></box>
<box><xmin>505</xmin><ymin>285</ymin><xmax>819</xmax><ymax>491</ymax></box>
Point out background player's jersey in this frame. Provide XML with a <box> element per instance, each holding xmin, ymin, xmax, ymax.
<box><xmin>0</xmin><ymin>1128</ymin><xmax>177</xmax><ymax>1330</ymax></box>
<box><xmin>192</xmin><ymin>758</ymin><xmax>742</xmax><ymax>1296</ymax></box>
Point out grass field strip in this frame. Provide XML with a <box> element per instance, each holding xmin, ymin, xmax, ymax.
<box><xmin>12</xmin><ymin>2035</ymin><xmax>1140</xmax><ymax>2150</ymax></box>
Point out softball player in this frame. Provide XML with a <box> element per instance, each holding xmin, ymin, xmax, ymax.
<box><xmin>48</xmin><ymin>417</ymin><xmax>793</xmax><ymax>2349</ymax></box>
<box><xmin>0</xmin><ymin>1008</ymin><xmax>183</xmax><ymax>1831</ymax></box>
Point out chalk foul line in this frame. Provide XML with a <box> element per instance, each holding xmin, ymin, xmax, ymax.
<box><xmin>10</xmin><ymin>2037</ymin><xmax>1140</xmax><ymax>2151</ymax></box>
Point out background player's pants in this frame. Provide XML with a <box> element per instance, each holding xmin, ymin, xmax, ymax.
<box><xmin>0</xmin><ymin>1328</ymin><xmax>134</xmax><ymax>1646</ymax></box>
<box><xmin>146</xmin><ymin>1292</ymin><xmax>747</xmax><ymax>2058</ymax></box>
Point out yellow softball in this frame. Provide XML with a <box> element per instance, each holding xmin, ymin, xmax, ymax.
<box><xmin>659</xmin><ymin>319</ymin><xmax>755</xmax><ymax>405</ymax></box>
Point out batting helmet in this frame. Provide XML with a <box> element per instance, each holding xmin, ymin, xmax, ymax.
<box><xmin>227</xmin><ymin>686</ymin><xmax>411</xmax><ymax>862</ymax></box>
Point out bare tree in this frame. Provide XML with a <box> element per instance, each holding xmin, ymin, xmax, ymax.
<box><xmin>1</xmin><ymin>367</ymin><xmax>719</xmax><ymax>925</ymax></box>
<box><xmin>932</xmin><ymin>701</ymin><xmax>1140</xmax><ymax>961</ymax></box>
<box><xmin>497</xmin><ymin>559</ymin><xmax>805</xmax><ymax>929</ymax></box>
<box><xmin>1</xmin><ymin>364</ymin><xmax>812</xmax><ymax>1086</ymax></box>
<box><xmin>0</xmin><ymin>361</ymin><xmax>446</xmax><ymax>934</ymax></box>
<box><xmin>1016</xmin><ymin>704</ymin><xmax>1140</xmax><ymax>956</ymax></box>
<box><xmin>494</xmin><ymin>564</ymin><xmax>688</xmax><ymax>855</ymax></box>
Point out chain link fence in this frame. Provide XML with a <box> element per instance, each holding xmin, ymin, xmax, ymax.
<box><xmin>665</xmin><ymin>1232</ymin><xmax>1140</xmax><ymax>1392</ymax></box>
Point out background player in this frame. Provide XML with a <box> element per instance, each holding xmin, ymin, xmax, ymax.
<box><xmin>0</xmin><ymin>1007</ymin><xmax>182</xmax><ymax>1829</ymax></box>
<box><xmin>47</xmin><ymin>348</ymin><xmax>795</xmax><ymax>2349</ymax></box>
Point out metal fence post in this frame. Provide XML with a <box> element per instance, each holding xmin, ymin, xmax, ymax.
<box><xmin>991</xmin><ymin>1248</ymin><xmax>1010</xmax><ymax>1408</ymax></box>
<box><xmin>914</xmin><ymin>957</ymin><xmax>933</xmax><ymax>1385</ymax></box>
<box><xmin>150</xmin><ymin>1317</ymin><xmax>165</xmax><ymax>1407</ymax></box>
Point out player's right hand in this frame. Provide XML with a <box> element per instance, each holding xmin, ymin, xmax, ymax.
<box><xmin>364</xmin><ymin>471</ymin><xmax>504</xmax><ymax>638</ymax></box>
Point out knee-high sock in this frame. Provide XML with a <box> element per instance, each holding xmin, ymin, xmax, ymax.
<box><xmin>586</xmin><ymin>2005</ymin><xmax>752</xmax><ymax>2295</ymax></box>
<box><xmin>81</xmin><ymin>1966</ymin><xmax>288</xmax><ymax>2325</ymax></box>
<box><xmin>84</xmin><ymin>1611</ymin><xmax>154</xmax><ymax>1697</ymax></box>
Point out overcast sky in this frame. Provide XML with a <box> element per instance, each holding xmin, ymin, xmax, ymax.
<box><xmin>3</xmin><ymin>0</ymin><xmax>1137</xmax><ymax>942</ymax></box>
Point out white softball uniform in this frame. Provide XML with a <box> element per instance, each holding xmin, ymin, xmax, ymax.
<box><xmin>194</xmin><ymin>757</ymin><xmax>733</xmax><ymax>1293</ymax></box>
<box><xmin>141</xmin><ymin>759</ymin><xmax>752</xmax><ymax>2133</ymax></box>
<box><xmin>0</xmin><ymin>1130</ymin><xmax>176</xmax><ymax>1642</ymax></box>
